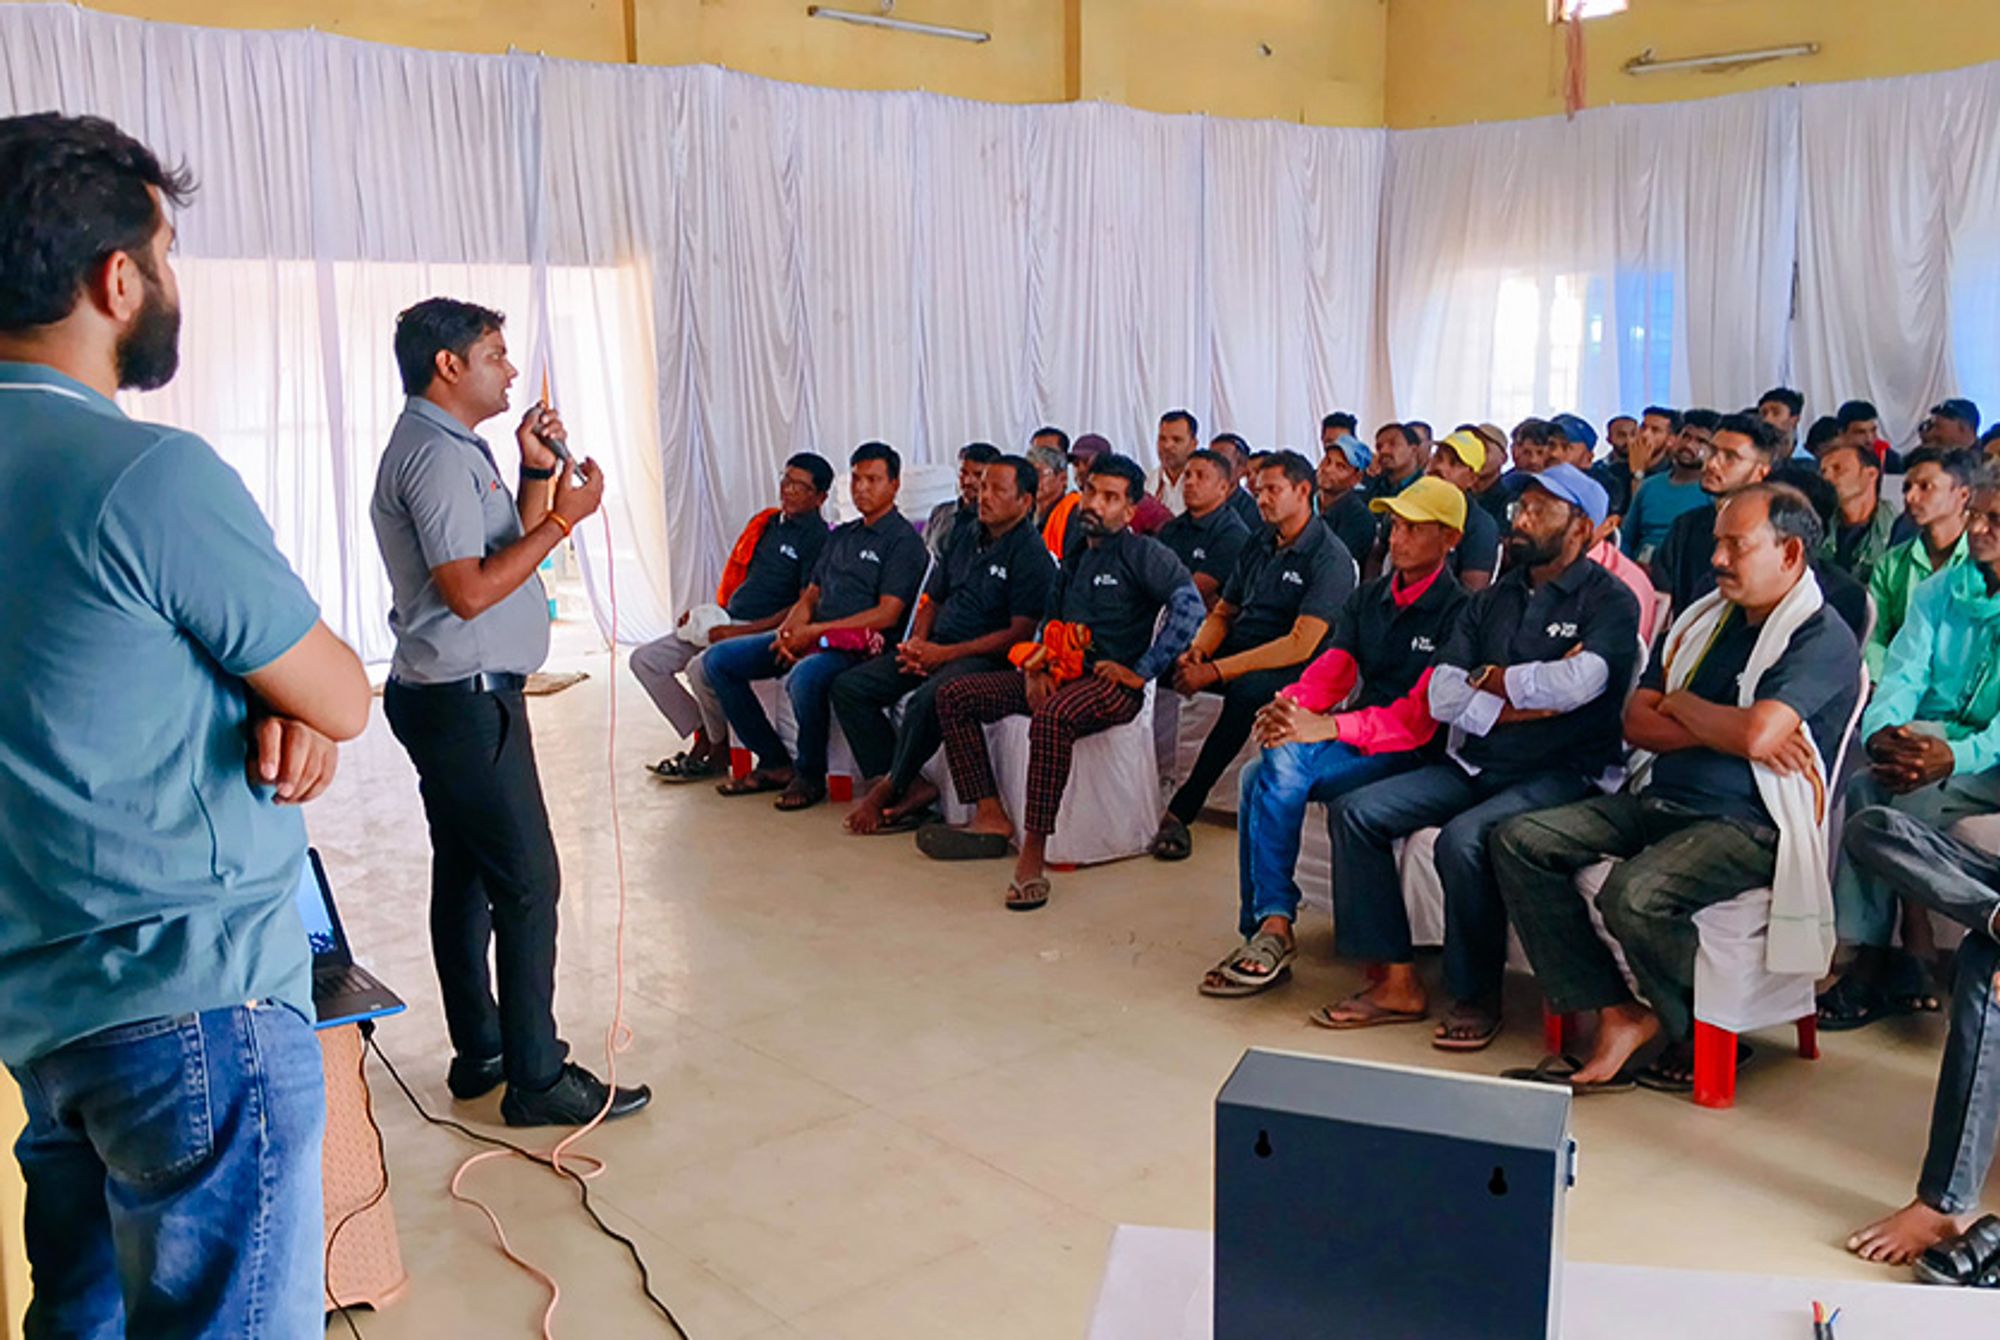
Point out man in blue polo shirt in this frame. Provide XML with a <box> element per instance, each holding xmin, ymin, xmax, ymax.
<box><xmin>0</xmin><ymin>113</ymin><xmax>372</xmax><ymax>1335</ymax></box>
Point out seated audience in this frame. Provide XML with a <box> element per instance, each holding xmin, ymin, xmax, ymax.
<box><xmin>1758</xmin><ymin>386</ymin><xmax>1805</xmax><ymax>459</ymax></box>
<box><xmin>1156</xmin><ymin>449</ymin><xmax>1251</xmax><ymax>609</ymax></box>
<box><xmin>1317</xmin><ymin>425</ymin><xmax>1377</xmax><ymax>562</ymax></box>
<box><xmin>1323</xmin><ymin>409</ymin><xmax>1359</xmax><ymax>438</ymax></box>
<box><xmin>1920</xmin><ymin>398</ymin><xmax>1982</xmax><ymax>451</ymax></box>
<box><xmin>926</xmin><ymin>441</ymin><xmax>1001</xmax><ymax>558</ymax></box>
<box><xmin>1819</xmin><ymin>438</ymin><xmax>1894</xmax><ymax>582</ymax></box>
<box><xmin>1151</xmin><ymin>409</ymin><xmax>1200</xmax><ymax>515</ymax></box>
<box><xmin>1039</xmin><ymin>433</ymin><xmax>1096</xmax><ymax>557</ymax></box>
<box><xmin>1788</xmin><ymin>470</ymin><xmax>1875</xmax><ymax>638</ymax></box>
<box><xmin>707</xmin><ymin>442</ymin><xmax>927</xmax><ymax>810</ymax></box>
<box><xmin>1470</xmin><ymin>422</ymin><xmax>1512</xmax><ymax>522</ymax></box>
<box><xmin>1210</xmin><ymin>432</ymin><xmax>1268</xmax><ymax>531</ymax></box>
<box><xmin>1423</xmin><ymin>429</ymin><xmax>1500</xmax><ymax>591</ymax></box>
<box><xmin>1601</xmin><ymin>413</ymin><xmax>1639</xmax><ymax>506</ymax></box>
<box><xmin>1029</xmin><ymin>440</ymin><xmax>1071</xmax><ymax>542</ymax></box>
<box><xmin>1622</xmin><ymin>408</ymin><xmax>1709</xmax><ymax>562</ymax></box>
<box><xmin>1865</xmin><ymin>446</ymin><xmax>1974</xmax><ymax>678</ymax></box>
<box><xmin>1150</xmin><ymin>451</ymin><xmax>1356</xmax><ymax>859</ymax></box>
<box><xmin>918</xmin><ymin>455</ymin><xmax>1203</xmax><ymax>910</ymax></box>
<box><xmin>837</xmin><ymin>454</ymin><xmax>1056</xmax><ymax>836</ymax></box>
<box><xmin>1589</xmin><ymin>511</ymin><xmax>1660</xmax><ymax>647</ymax></box>
<box><xmin>1366</xmin><ymin>422</ymin><xmax>1428</xmax><ymax>503</ymax></box>
<box><xmin>636</xmin><ymin>452</ymin><xmax>832</xmax><ymax>782</ymax></box>
<box><xmin>1550</xmin><ymin>413</ymin><xmax>1628</xmax><ymax>519</ymax></box>
<box><xmin>1804</xmin><ymin>414</ymin><xmax>1843</xmax><ymax>459</ymax></box>
<box><xmin>1839</xmin><ymin>398</ymin><xmax>1902</xmax><ymax>474</ymax></box>
<box><xmin>1653</xmin><ymin>413</ymin><xmax>1773</xmax><ymax>612</ymax></box>
<box><xmin>1820</xmin><ymin>471</ymin><xmax>2000</xmax><ymax>1031</ymax></box>
<box><xmin>1319</xmin><ymin>465</ymin><xmax>1639</xmax><ymax>1050</ymax></box>
<box><xmin>1840</xmin><ymin>796</ymin><xmax>2000</xmax><ymax>1268</ymax></box>
<box><xmin>1198</xmin><ymin>481</ymin><xmax>1469</xmax><ymax>996</ymax></box>
<box><xmin>1631</xmin><ymin>404</ymin><xmax>1679</xmax><ymax>481</ymax></box>
<box><xmin>1493</xmin><ymin>484</ymin><xmax>1860</xmax><ymax>1093</ymax></box>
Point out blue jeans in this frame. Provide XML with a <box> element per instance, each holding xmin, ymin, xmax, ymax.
<box><xmin>1235</xmin><ymin>742</ymin><xmax>1417</xmax><ymax>938</ymax></box>
<box><xmin>10</xmin><ymin>1001</ymin><xmax>326</xmax><ymax>1339</ymax></box>
<box><xmin>703</xmin><ymin>633</ymin><xmax>864</xmax><ymax>782</ymax></box>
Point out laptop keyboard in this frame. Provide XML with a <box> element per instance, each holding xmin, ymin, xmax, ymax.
<box><xmin>314</xmin><ymin>964</ymin><xmax>376</xmax><ymax>997</ymax></box>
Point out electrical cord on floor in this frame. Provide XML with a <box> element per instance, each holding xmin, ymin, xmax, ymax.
<box><xmin>325</xmin><ymin>1026</ymin><xmax>388</xmax><ymax>1340</ymax></box>
<box><xmin>364</xmin><ymin>1032</ymin><xmax>691</xmax><ymax>1339</ymax></box>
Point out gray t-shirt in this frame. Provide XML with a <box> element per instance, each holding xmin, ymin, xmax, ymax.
<box><xmin>371</xmin><ymin>398</ymin><xmax>551</xmax><ymax>684</ymax></box>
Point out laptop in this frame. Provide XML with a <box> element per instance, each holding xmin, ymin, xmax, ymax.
<box><xmin>294</xmin><ymin>847</ymin><xmax>406</xmax><ymax>1029</ymax></box>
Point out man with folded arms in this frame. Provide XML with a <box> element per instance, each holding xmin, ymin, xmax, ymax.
<box><xmin>1493</xmin><ymin>484</ymin><xmax>1859</xmax><ymax>1093</ymax></box>
<box><xmin>1319</xmin><ymin>465</ymin><xmax>1639</xmax><ymax>1051</ymax></box>
<box><xmin>707</xmin><ymin>441</ymin><xmax>928</xmax><ymax>811</ymax></box>
<box><xmin>837</xmin><ymin>454</ymin><xmax>1055</xmax><ymax>836</ymax></box>
<box><xmin>919</xmin><ymin>455</ymin><xmax>1202</xmax><ymax>910</ymax></box>
<box><xmin>1149</xmin><ymin>451</ymin><xmax>1354</xmax><ymax>860</ymax></box>
<box><xmin>1199</xmin><ymin>478</ymin><xmax>1469</xmax><ymax>998</ymax></box>
<box><xmin>634</xmin><ymin>452</ymin><xmax>831</xmax><ymax>783</ymax></box>
<box><xmin>1819</xmin><ymin>469</ymin><xmax>2000</xmax><ymax>1032</ymax></box>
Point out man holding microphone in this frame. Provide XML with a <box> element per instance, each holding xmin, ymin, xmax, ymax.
<box><xmin>371</xmin><ymin>298</ymin><xmax>650</xmax><ymax>1127</ymax></box>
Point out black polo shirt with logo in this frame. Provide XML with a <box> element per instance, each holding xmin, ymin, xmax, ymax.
<box><xmin>1435</xmin><ymin>556</ymin><xmax>1642</xmax><ymax>778</ymax></box>
<box><xmin>1449</xmin><ymin>496</ymin><xmax>1502</xmax><ymax>581</ymax></box>
<box><xmin>810</xmin><ymin>508</ymin><xmax>928</xmax><ymax>626</ymax></box>
<box><xmin>1157</xmin><ymin>505</ymin><xmax>1250</xmax><ymax>589</ymax></box>
<box><xmin>726</xmin><ymin>510</ymin><xmax>830</xmax><ymax>621</ymax></box>
<box><xmin>926</xmin><ymin>516</ymin><xmax>1056</xmax><ymax>646</ymax></box>
<box><xmin>1318</xmin><ymin>489</ymin><xmax>1376</xmax><ymax>567</ymax></box>
<box><xmin>1048</xmin><ymin>528</ymin><xmax>1192</xmax><ymax>669</ymax></box>
<box><xmin>1335</xmin><ymin>567</ymin><xmax>1469</xmax><ymax>712</ymax></box>
<box><xmin>1225</xmin><ymin>486</ymin><xmax>1265</xmax><ymax>533</ymax></box>
<box><xmin>1218</xmin><ymin>517</ymin><xmax>1355</xmax><ymax>656</ymax></box>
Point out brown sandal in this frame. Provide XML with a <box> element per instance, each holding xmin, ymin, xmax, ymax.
<box><xmin>1006</xmin><ymin>877</ymin><xmax>1050</xmax><ymax>911</ymax></box>
<box><xmin>1308</xmin><ymin>992</ymin><xmax>1428</xmax><ymax>1031</ymax></box>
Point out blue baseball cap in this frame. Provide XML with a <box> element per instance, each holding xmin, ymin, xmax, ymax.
<box><xmin>1328</xmin><ymin>433</ymin><xmax>1372</xmax><ymax>471</ymax></box>
<box><xmin>1550</xmin><ymin>413</ymin><xmax>1598</xmax><ymax>451</ymax></box>
<box><xmin>1522</xmin><ymin>462</ymin><xmax>1608</xmax><ymax>526</ymax></box>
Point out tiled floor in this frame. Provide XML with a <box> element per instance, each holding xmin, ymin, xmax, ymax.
<box><xmin>321</xmin><ymin>641</ymin><xmax>1978</xmax><ymax>1338</ymax></box>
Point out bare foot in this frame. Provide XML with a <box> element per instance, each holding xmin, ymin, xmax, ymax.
<box><xmin>1571</xmin><ymin>1003</ymin><xmax>1660</xmax><ymax>1085</ymax></box>
<box><xmin>1848</xmin><ymin>1200</ymin><xmax>1973</xmax><ymax>1266</ymax></box>
<box><xmin>882</xmin><ymin>778</ymin><xmax>941</xmax><ymax>824</ymax></box>
<box><xmin>845</xmin><ymin>781</ymin><xmax>895</xmax><ymax>835</ymax></box>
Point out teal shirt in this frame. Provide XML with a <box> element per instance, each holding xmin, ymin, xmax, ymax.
<box><xmin>1865</xmin><ymin>529</ymin><xmax>1972</xmax><ymax>680</ymax></box>
<box><xmin>1864</xmin><ymin>563</ymin><xmax>2000</xmax><ymax>776</ymax></box>
<box><xmin>0</xmin><ymin>363</ymin><xmax>320</xmax><ymax>1065</ymax></box>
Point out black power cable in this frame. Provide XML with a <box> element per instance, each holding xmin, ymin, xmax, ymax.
<box><xmin>362</xmin><ymin>1032</ymin><xmax>691</xmax><ymax>1339</ymax></box>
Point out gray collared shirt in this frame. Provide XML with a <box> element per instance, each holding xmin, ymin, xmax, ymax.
<box><xmin>370</xmin><ymin>397</ymin><xmax>550</xmax><ymax>684</ymax></box>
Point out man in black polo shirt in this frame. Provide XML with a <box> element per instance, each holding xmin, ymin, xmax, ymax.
<box><xmin>836</xmin><ymin>455</ymin><xmax>1055</xmax><ymax>836</ymax></box>
<box><xmin>1317</xmin><ymin>426</ymin><xmax>1377</xmax><ymax>562</ymax></box>
<box><xmin>1199</xmin><ymin>478</ymin><xmax>1469</xmax><ymax>996</ymax></box>
<box><xmin>1321</xmin><ymin>465</ymin><xmax>1640</xmax><ymax>1050</ymax></box>
<box><xmin>926</xmin><ymin>441</ymin><xmax>1001</xmax><ymax>559</ymax></box>
<box><xmin>1423</xmin><ymin>429</ymin><xmax>1499</xmax><ymax>591</ymax></box>
<box><xmin>707</xmin><ymin>442</ymin><xmax>928</xmax><ymax>811</ymax></box>
<box><xmin>1210</xmin><ymin>433</ymin><xmax>1267</xmax><ymax>532</ymax></box>
<box><xmin>1156</xmin><ymin>449</ymin><xmax>1250</xmax><ymax>609</ymax></box>
<box><xmin>919</xmin><ymin>455</ymin><xmax>1203</xmax><ymax>910</ymax></box>
<box><xmin>1494</xmin><ymin>484</ymin><xmax>1859</xmax><ymax>1093</ymax></box>
<box><xmin>635</xmin><ymin>453</ymin><xmax>831</xmax><ymax>782</ymax></box>
<box><xmin>1151</xmin><ymin>451</ymin><xmax>1354</xmax><ymax>859</ymax></box>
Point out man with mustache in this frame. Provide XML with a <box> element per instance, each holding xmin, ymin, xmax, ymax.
<box><xmin>1319</xmin><ymin>465</ymin><xmax>1640</xmax><ymax>1052</ymax></box>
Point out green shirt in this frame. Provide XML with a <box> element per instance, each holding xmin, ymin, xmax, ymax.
<box><xmin>1827</xmin><ymin>500</ymin><xmax>1898</xmax><ymax>586</ymax></box>
<box><xmin>1864</xmin><ymin>563</ymin><xmax>2000</xmax><ymax>775</ymax></box>
<box><xmin>0</xmin><ymin>363</ymin><xmax>320</xmax><ymax>1064</ymax></box>
<box><xmin>1865</xmin><ymin>529</ymin><xmax>1972</xmax><ymax>680</ymax></box>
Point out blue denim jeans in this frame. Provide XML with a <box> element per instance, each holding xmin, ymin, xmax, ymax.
<box><xmin>10</xmin><ymin>1001</ymin><xmax>326</xmax><ymax>1340</ymax></box>
<box><xmin>1236</xmin><ymin>742</ymin><xmax>1417</xmax><ymax>938</ymax></box>
<box><xmin>703</xmin><ymin>633</ymin><xmax>864</xmax><ymax>781</ymax></box>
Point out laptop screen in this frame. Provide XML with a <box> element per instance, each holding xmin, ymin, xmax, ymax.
<box><xmin>294</xmin><ymin>855</ymin><xmax>339</xmax><ymax>961</ymax></box>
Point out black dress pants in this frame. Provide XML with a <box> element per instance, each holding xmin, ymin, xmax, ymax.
<box><xmin>383</xmin><ymin>682</ymin><xmax>567</xmax><ymax>1089</ymax></box>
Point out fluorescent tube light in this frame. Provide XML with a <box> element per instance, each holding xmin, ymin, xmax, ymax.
<box><xmin>1624</xmin><ymin>43</ymin><xmax>1819</xmax><ymax>76</ymax></box>
<box><xmin>806</xmin><ymin>5</ymin><xmax>991</xmax><ymax>44</ymax></box>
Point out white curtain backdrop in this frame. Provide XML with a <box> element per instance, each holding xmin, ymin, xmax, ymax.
<box><xmin>3</xmin><ymin>1</ymin><xmax>1998</xmax><ymax>660</ymax></box>
<box><xmin>1381</xmin><ymin>89</ymin><xmax>1800</xmax><ymax>432</ymax></box>
<box><xmin>0</xmin><ymin>3</ymin><xmax>1387</xmax><ymax>658</ymax></box>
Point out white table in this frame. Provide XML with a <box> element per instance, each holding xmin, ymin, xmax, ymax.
<box><xmin>1088</xmin><ymin>1225</ymin><xmax>1998</xmax><ymax>1339</ymax></box>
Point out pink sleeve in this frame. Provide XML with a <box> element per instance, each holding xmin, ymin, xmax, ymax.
<box><xmin>1281</xmin><ymin>647</ymin><xmax>1359</xmax><ymax>714</ymax></box>
<box><xmin>1329</xmin><ymin>667</ymin><xmax>1441</xmax><ymax>756</ymax></box>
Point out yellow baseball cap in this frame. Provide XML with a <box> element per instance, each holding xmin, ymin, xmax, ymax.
<box><xmin>1437</xmin><ymin>428</ymin><xmax>1487</xmax><ymax>472</ymax></box>
<box><xmin>1369</xmin><ymin>475</ymin><xmax>1467</xmax><ymax>531</ymax></box>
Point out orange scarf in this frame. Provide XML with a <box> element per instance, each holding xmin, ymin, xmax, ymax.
<box><xmin>1040</xmin><ymin>493</ymin><xmax>1081</xmax><ymax>559</ymax></box>
<box><xmin>716</xmin><ymin>509</ymin><xmax>780</xmax><ymax>606</ymax></box>
<box><xmin>1009</xmin><ymin>621</ymin><xmax>1092</xmax><ymax>685</ymax></box>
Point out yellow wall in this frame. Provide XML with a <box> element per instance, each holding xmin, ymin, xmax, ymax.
<box><xmin>1387</xmin><ymin>0</ymin><xmax>2000</xmax><ymax>129</ymax></box>
<box><xmin>0</xmin><ymin>1075</ymin><xmax>22</xmax><ymax>1340</ymax></box>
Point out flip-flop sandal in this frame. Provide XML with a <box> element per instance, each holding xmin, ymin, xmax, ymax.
<box><xmin>716</xmin><ymin>771</ymin><xmax>788</xmax><ymax>797</ymax></box>
<box><xmin>1006</xmin><ymin>877</ymin><xmax>1050</xmax><ymax>911</ymax></box>
<box><xmin>915</xmin><ymin>823</ymin><xmax>1013</xmax><ymax>861</ymax></box>
<box><xmin>871</xmin><ymin>806</ymin><xmax>937</xmax><ymax>835</ymax></box>
<box><xmin>1501</xmin><ymin>1054</ymin><xmax>1584</xmax><ymax>1083</ymax></box>
<box><xmin>1431</xmin><ymin>1004</ymin><xmax>1503</xmax><ymax>1053</ymax></box>
<box><xmin>648</xmin><ymin>752</ymin><xmax>692</xmax><ymax>779</ymax></box>
<box><xmin>654</xmin><ymin>755</ymin><xmax>723</xmax><ymax>784</ymax></box>
<box><xmin>1199</xmin><ymin>964</ymin><xmax>1291</xmax><ymax>998</ymax></box>
<box><xmin>1308</xmin><ymin>992</ymin><xmax>1429</xmax><ymax>1031</ymax></box>
<box><xmin>774</xmin><ymin>781</ymin><xmax>826</xmax><ymax>812</ymax></box>
<box><xmin>1219</xmin><ymin>931</ymin><xmax>1297</xmax><ymax>989</ymax></box>
<box><xmin>1817</xmin><ymin>974</ymin><xmax>1891</xmax><ymax>1032</ymax></box>
<box><xmin>1915</xmin><ymin>1215</ymin><xmax>2000</xmax><ymax>1287</ymax></box>
<box><xmin>1149</xmin><ymin>817</ymin><xmax>1193</xmax><ymax>862</ymax></box>
<box><xmin>1634</xmin><ymin>1040</ymin><xmax>1756</xmax><ymax>1094</ymax></box>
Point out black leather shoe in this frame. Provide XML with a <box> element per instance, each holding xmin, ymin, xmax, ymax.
<box><xmin>500</xmin><ymin>1062</ymin><xmax>652</xmax><ymax>1128</ymax></box>
<box><xmin>446</xmin><ymin>1054</ymin><xmax>506</xmax><ymax>1101</ymax></box>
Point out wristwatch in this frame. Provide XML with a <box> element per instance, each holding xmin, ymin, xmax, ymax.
<box><xmin>520</xmin><ymin>462</ymin><xmax>557</xmax><ymax>481</ymax></box>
